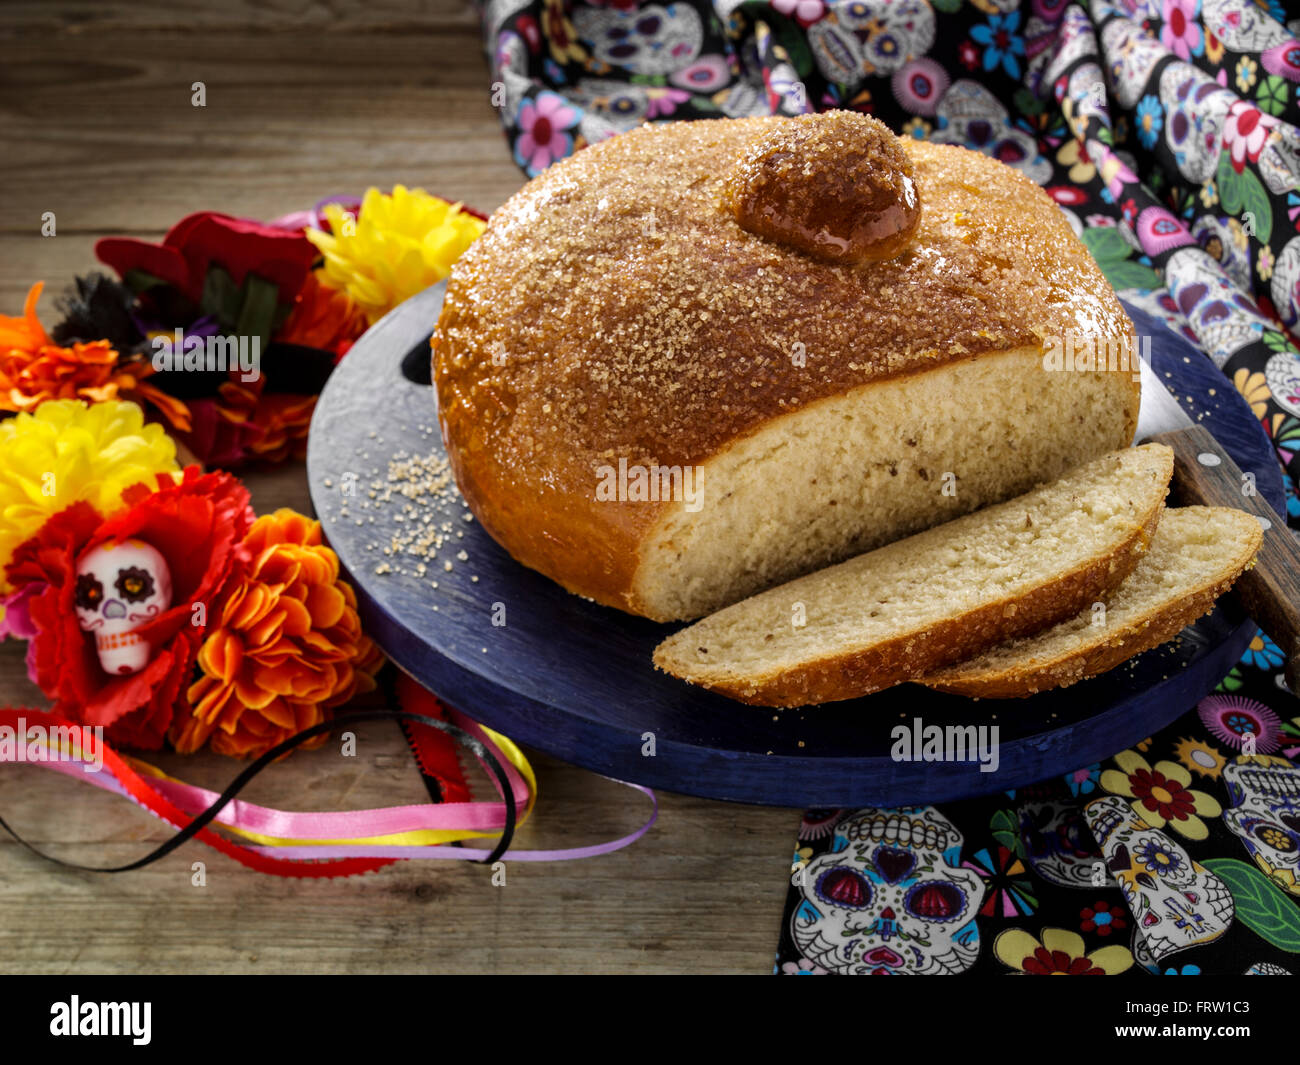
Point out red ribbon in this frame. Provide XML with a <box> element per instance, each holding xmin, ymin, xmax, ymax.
<box><xmin>0</xmin><ymin>707</ymin><xmax>393</xmax><ymax>878</ymax></box>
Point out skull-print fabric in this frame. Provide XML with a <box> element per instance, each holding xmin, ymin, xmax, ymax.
<box><xmin>791</xmin><ymin>807</ymin><xmax>986</xmax><ymax>974</ymax></box>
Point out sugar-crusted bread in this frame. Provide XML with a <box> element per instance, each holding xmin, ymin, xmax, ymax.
<box><xmin>652</xmin><ymin>445</ymin><xmax>1174</xmax><ymax>706</ymax></box>
<box><xmin>921</xmin><ymin>506</ymin><xmax>1263</xmax><ymax>698</ymax></box>
<box><xmin>432</xmin><ymin>111</ymin><xmax>1140</xmax><ymax>621</ymax></box>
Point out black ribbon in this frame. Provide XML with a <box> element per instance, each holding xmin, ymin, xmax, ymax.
<box><xmin>0</xmin><ymin>693</ymin><xmax>517</xmax><ymax>873</ymax></box>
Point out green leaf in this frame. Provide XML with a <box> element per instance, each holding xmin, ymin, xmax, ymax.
<box><xmin>1081</xmin><ymin>226</ymin><xmax>1132</xmax><ymax>265</ymax></box>
<box><xmin>1104</xmin><ymin>260</ymin><xmax>1163</xmax><ymax>291</ymax></box>
<box><xmin>235</xmin><ymin>272</ymin><xmax>280</xmax><ymax>349</ymax></box>
<box><xmin>1216</xmin><ymin>150</ymin><xmax>1247</xmax><ymax>215</ymax></box>
<box><xmin>200</xmin><ymin>264</ymin><xmax>241</xmax><ymax>329</ymax></box>
<box><xmin>122</xmin><ymin>268</ymin><xmax>169</xmax><ymax>295</ymax></box>
<box><xmin>1238</xmin><ymin>167</ymin><xmax>1274</xmax><ymax>243</ymax></box>
<box><xmin>1202</xmin><ymin>857</ymin><xmax>1300</xmax><ymax>952</ymax></box>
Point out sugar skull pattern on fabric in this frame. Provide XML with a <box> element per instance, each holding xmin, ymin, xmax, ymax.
<box><xmin>476</xmin><ymin>0</ymin><xmax>1300</xmax><ymax>973</ymax></box>
<box><xmin>1221</xmin><ymin>754</ymin><xmax>1300</xmax><ymax>896</ymax></box>
<box><xmin>790</xmin><ymin>807</ymin><xmax>986</xmax><ymax>974</ymax></box>
<box><xmin>1086</xmin><ymin>794</ymin><xmax>1235</xmax><ymax>960</ymax></box>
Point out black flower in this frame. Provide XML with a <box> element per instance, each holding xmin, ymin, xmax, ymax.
<box><xmin>115</xmin><ymin>566</ymin><xmax>155</xmax><ymax>603</ymax></box>
<box><xmin>74</xmin><ymin>573</ymin><xmax>104</xmax><ymax>612</ymax></box>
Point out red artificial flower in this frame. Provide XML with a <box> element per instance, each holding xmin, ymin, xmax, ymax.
<box><xmin>7</xmin><ymin>467</ymin><xmax>254</xmax><ymax>749</ymax></box>
<box><xmin>176</xmin><ymin>380</ymin><xmax>317</xmax><ymax>468</ymax></box>
<box><xmin>175</xmin><ymin>395</ymin><xmax>265</xmax><ymax>470</ymax></box>
<box><xmin>96</xmin><ymin>212</ymin><xmax>317</xmax><ymax>307</ymax></box>
<box><xmin>516</xmin><ymin>14</ymin><xmax>542</xmax><ymax>53</ymax></box>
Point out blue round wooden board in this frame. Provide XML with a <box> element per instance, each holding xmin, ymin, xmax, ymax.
<box><xmin>307</xmin><ymin>285</ymin><xmax>1284</xmax><ymax>807</ymax></box>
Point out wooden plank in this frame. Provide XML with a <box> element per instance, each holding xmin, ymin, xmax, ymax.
<box><xmin>0</xmin><ymin>34</ymin><xmax>524</xmax><ymax>234</ymax></box>
<box><xmin>1</xmin><ymin>0</ymin><xmax>482</xmax><ymax>35</ymax></box>
<box><xmin>0</xmin><ymin>716</ymin><xmax>796</xmax><ymax>973</ymax></box>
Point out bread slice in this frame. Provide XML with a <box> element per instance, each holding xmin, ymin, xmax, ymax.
<box><xmin>920</xmin><ymin>506</ymin><xmax>1262</xmax><ymax>698</ymax></box>
<box><xmin>652</xmin><ymin>444</ymin><xmax>1173</xmax><ymax>706</ymax></box>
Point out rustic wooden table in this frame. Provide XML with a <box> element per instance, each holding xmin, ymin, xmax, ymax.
<box><xmin>0</xmin><ymin>1</ymin><xmax>796</xmax><ymax>974</ymax></box>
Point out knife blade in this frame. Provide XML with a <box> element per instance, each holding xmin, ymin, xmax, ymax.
<box><xmin>1136</xmin><ymin>355</ymin><xmax>1300</xmax><ymax>692</ymax></box>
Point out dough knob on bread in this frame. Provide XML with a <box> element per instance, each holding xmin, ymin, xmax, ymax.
<box><xmin>724</xmin><ymin>110</ymin><xmax>921</xmax><ymax>264</ymax></box>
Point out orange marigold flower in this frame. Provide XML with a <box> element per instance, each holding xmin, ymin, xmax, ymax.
<box><xmin>276</xmin><ymin>272</ymin><xmax>368</xmax><ymax>359</ymax></box>
<box><xmin>172</xmin><ymin>509</ymin><xmax>382</xmax><ymax>758</ymax></box>
<box><xmin>0</xmin><ymin>282</ymin><xmax>191</xmax><ymax>431</ymax></box>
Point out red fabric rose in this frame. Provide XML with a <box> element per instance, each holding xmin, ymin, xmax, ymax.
<box><xmin>6</xmin><ymin>467</ymin><xmax>254</xmax><ymax>748</ymax></box>
<box><xmin>96</xmin><ymin>212</ymin><xmax>317</xmax><ymax>307</ymax></box>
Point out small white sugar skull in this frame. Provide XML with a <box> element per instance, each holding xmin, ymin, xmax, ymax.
<box><xmin>1245</xmin><ymin>961</ymin><xmax>1292</xmax><ymax>975</ymax></box>
<box><xmin>74</xmin><ymin>539</ymin><xmax>172</xmax><ymax>676</ymax></box>
<box><xmin>1222</xmin><ymin>757</ymin><xmax>1300</xmax><ymax>898</ymax></box>
<box><xmin>808</xmin><ymin>0</ymin><xmax>936</xmax><ymax>83</ymax></box>
<box><xmin>929</xmin><ymin>80</ymin><xmax>1053</xmax><ymax>185</ymax></box>
<box><xmin>1264</xmin><ymin>350</ymin><xmax>1300</xmax><ymax>420</ymax></box>
<box><xmin>790</xmin><ymin>807</ymin><xmax>986</xmax><ymax>975</ymax></box>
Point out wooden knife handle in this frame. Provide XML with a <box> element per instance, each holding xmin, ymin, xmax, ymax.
<box><xmin>1150</xmin><ymin>424</ymin><xmax>1300</xmax><ymax>693</ymax></box>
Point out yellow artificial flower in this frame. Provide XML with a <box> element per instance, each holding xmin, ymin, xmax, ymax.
<box><xmin>307</xmin><ymin>186</ymin><xmax>487</xmax><ymax>325</ymax></box>
<box><xmin>1226</xmin><ymin>217</ymin><xmax>1248</xmax><ymax>251</ymax></box>
<box><xmin>0</xmin><ymin>399</ymin><xmax>178</xmax><ymax>593</ymax></box>
<box><xmin>543</xmin><ymin>0</ymin><xmax>588</xmax><ymax>66</ymax></box>
<box><xmin>994</xmin><ymin>927</ymin><xmax>1133</xmax><ymax>975</ymax></box>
